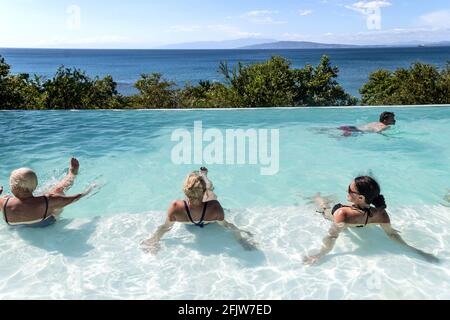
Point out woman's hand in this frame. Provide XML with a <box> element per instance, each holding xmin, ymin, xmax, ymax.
<box><xmin>81</xmin><ymin>183</ymin><xmax>99</xmax><ymax>198</ymax></box>
<box><xmin>141</xmin><ymin>237</ymin><xmax>161</xmax><ymax>255</ymax></box>
<box><xmin>238</xmin><ymin>236</ymin><xmax>258</xmax><ymax>251</ymax></box>
<box><xmin>303</xmin><ymin>254</ymin><xmax>321</xmax><ymax>266</ymax></box>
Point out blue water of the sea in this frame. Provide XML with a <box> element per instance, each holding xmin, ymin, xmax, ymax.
<box><xmin>1</xmin><ymin>47</ymin><xmax>449</xmax><ymax>96</ymax></box>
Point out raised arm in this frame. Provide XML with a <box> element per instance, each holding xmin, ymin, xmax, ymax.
<box><xmin>51</xmin><ymin>158</ymin><xmax>79</xmax><ymax>195</ymax></box>
<box><xmin>48</xmin><ymin>183</ymin><xmax>96</xmax><ymax>209</ymax></box>
<box><xmin>141</xmin><ymin>203</ymin><xmax>177</xmax><ymax>255</ymax></box>
<box><xmin>199</xmin><ymin>167</ymin><xmax>218</xmax><ymax>202</ymax></box>
<box><xmin>381</xmin><ymin>223</ymin><xmax>439</xmax><ymax>263</ymax></box>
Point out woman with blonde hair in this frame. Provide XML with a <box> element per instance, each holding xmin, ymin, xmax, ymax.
<box><xmin>142</xmin><ymin>167</ymin><xmax>256</xmax><ymax>254</ymax></box>
<box><xmin>0</xmin><ymin>158</ymin><xmax>94</xmax><ymax>228</ymax></box>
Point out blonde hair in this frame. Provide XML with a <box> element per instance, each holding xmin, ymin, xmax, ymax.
<box><xmin>183</xmin><ymin>172</ymin><xmax>206</xmax><ymax>204</ymax></box>
<box><xmin>9</xmin><ymin>168</ymin><xmax>38</xmax><ymax>196</ymax></box>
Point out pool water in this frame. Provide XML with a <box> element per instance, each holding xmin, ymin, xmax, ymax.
<box><xmin>0</xmin><ymin>107</ymin><xmax>449</xmax><ymax>299</ymax></box>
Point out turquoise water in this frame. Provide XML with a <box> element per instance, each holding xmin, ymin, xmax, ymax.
<box><xmin>0</xmin><ymin>107</ymin><xmax>449</xmax><ymax>299</ymax></box>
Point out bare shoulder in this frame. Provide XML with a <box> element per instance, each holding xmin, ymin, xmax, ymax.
<box><xmin>333</xmin><ymin>207</ymin><xmax>350</xmax><ymax>223</ymax></box>
<box><xmin>167</xmin><ymin>200</ymin><xmax>185</xmax><ymax>221</ymax></box>
<box><xmin>378</xmin><ymin>209</ymin><xmax>391</xmax><ymax>224</ymax></box>
<box><xmin>207</xmin><ymin>200</ymin><xmax>222</xmax><ymax>209</ymax></box>
<box><xmin>207</xmin><ymin>200</ymin><xmax>224</xmax><ymax>221</ymax></box>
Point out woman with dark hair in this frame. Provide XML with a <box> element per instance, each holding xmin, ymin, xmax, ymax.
<box><xmin>304</xmin><ymin>176</ymin><xmax>439</xmax><ymax>265</ymax></box>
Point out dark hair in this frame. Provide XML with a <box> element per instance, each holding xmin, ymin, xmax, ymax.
<box><xmin>354</xmin><ymin>176</ymin><xmax>387</xmax><ymax>209</ymax></box>
<box><xmin>380</xmin><ymin>112</ymin><xmax>395</xmax><ymax>123</ymax></box>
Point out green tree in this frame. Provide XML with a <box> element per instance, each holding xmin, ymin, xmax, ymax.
<box><xmin>360</xmin><ymin>62</ymin><xmax>450</xmax><ymax>105</ymax></box>
<box><xmin>217</xmin><ymin>55</ymin><xmax>356</xmax><ymax>107</ymax></box>
<box><xmin>219</xmin><ymin>56</ymin><xmax>295</xmax><ymax>107</ymax></box>
<box><xmin>293</xmin><ymin>56</ymin><xmax>357</xmax><ymax>106</ymax></box>
<box><xmin>0</xmin><ymin>55</ymin><xmax>13</xmax><ymax>108</ymax></box>
<box><xmin>43</xmin><ymin>67</ymin><xmax>93</xmax><ymax>109</ymax></box>
<box><xmin>179</xmin><ymin>80</ymin><xmax>214</xmax><ymax>108</ymax></box>
<box><xmin>438</xmin><ymin>63</ymin><xmax>450</xmax><ymax>104</ymax></box>
<box><xmin>90</xmin><ymin>75</ymin><xmax>119</xmax><ymax>108</ymax></box>
<box><xmin>132</xmin><ymin>73</ymin><xmax>179</xmax><ymax>108</ymax></box>
<box><xmin>42</xmin><ymin>66</ymin><xmax>118</xmax><ymax>109</ymax></box>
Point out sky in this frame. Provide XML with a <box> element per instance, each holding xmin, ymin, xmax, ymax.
<box><xmin>0</xmin><ymin>0</ymin><xmax>449</xmax><ymax>48</ymax></box>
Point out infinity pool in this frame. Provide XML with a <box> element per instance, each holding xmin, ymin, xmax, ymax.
<box><xmin>0</xmin><ymin>107</ymin><xmax>449</xmax><ymax>299</ymax></box>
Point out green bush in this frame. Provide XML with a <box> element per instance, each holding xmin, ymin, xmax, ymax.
<box><xmin>360</xmin><ymin>62</ymin><xmax>450</xmax><ymax>105</ymax></box>
<box><xmin>43</xmin><ymin>67</ymin><xmax>119</xmax><ymax>109</ymax></box>
<box><xmin>4</xmin><ymin>53</ymin><xmax>449</xmax><ymax>109</ymax></box>
<box><xmin>131</xmin><ymin>73</ymin><xmax>179</xmax><ymax>108</ymax></box>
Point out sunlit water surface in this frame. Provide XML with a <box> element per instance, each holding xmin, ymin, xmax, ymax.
<box><xmin>0</xmin><ymin>107</ymin><xmax>449</xmax><ymax>299</ymax></box>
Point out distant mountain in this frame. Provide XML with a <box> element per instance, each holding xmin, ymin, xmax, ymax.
<box><xmin>158</xmin><ymin>38</ymin><xmax>277</xmax><ymax>49</ymax></box>
<box><xmin>157</xmin><ymin>39</ymin><xmax>450</xmax><ymax>50</ymax></box>
<box><xmin>425</xmin><ymin>41</ymin><xmax>450</xmax><ymax>47</ymax></box>
<box><xmin>238</xmin><ymin>41</ymin><xmax>360</xmax><ymax>49</ymax></box>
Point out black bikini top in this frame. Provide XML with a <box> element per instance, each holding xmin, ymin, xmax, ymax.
<box><xmin>331</xmin><ymin>203</ymin><xmax>372</xmax><ymax>227</ymax></box>
<box><xmin>183</xmin><ymin>201</ymin><xmax>208</xmax><ymax>228</ymax></box>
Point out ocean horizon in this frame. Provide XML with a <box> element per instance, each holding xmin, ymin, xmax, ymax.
<box><xmin>1</xmin><ymin>46</ymin><xmax>450</xmax><ymax>97</ymax></box>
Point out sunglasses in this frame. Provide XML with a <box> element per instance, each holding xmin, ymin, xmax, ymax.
<box><xmin>348</xmin><ymin>185</ymin><xmax>360</xmax><ymax>195</ymax></box>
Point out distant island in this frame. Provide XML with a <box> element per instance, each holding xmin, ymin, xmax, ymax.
<box><xmin>157</xmin><ymin>38</ymin><xmax>450</xmax><ymax>50</ymax></box>
<box><xmin>238</xmin><ymin>41</ymin><xmax>360</xmax><ymax>49</ymax></box>
<box><xmin>158</xmin><ymin>38</ymin><xmax>277</xmax><ymax>50</ymax></box>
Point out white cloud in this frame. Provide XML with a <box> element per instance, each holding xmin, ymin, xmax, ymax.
<box><xmin>345</xmin><ymin>1</ymin><xmax>392</xmax><ymax>15</ymax></box>
<box><xmin>418</xmin><ymin>10</ymin><xmax>450</xmax><ymax>29</ymax></box>
<box><xmin>298</xmin><ymin>10</ymin><xmax>313</xmax><ymax>16</ymax></box>
<box><xmin>240</xmin><ymin>10</ymin><xmax>287</xmax><ymax>25</ymax></box>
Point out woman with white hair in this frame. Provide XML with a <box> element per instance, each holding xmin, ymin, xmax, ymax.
<box><xmin>142</xmin><ymin>167</ymin><xmax>257</xmax><ymax>254</ymax></box>
<box><xmin>0</xmin><ymin>158</ymin><xmax>94</xmax><ymax>228</ymax></box>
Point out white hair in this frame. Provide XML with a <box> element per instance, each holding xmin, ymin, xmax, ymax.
<box><xmin>9</xmin><ymin>168</ymin><xmax>38</xmax><ymax>195</ymax></box>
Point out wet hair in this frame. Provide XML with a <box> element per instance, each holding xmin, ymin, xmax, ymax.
<box><xmin>380</xmin><ymin>112</ymin><xmax>395</xmax><ymax>123</ymax></box>
<box><xmin>9</xmin><ymin>168</ymin><xmax>38</xmax><ymax>196</ymax></box>
<box><xmin>354</xmin><ymin>176</ymin><xmax>387</xmax><ymax>209</ymax></box>
<box><xmin>183</xmin><ymin>172</ymin><xmax>206</xmax><ymax>204</ymax></box>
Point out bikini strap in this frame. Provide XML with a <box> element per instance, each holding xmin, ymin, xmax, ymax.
<box><xmin>199</xmin><ymin>202</ymin><xmax>208</xmax><ymax>228</ymax></box>
<box><xmin>364</xmin><ymin>207</ymin><xmax>372</xmax><ymax>226</ymax></box>
<box><xmin>184</xmin><ymin>200</ymin><xmax>207</xmax><ymax>228</ymax></box>
<box><xmin>183</xmin><ymin>200</ymin><xmax>196</xmax><ymax>225</ymax></box>
<box><xmin>42</xmin><ymin>196</ymin><xmax>49</xmax><ymax>221</ymax></box>
<box><xmin>3</xmin><ymin>197</ymin><xmax>11</xmax><ymax>225</ymax></box>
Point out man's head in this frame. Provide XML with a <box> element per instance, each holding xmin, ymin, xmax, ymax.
<box><xmin>380</xmin><ymin>112</ymin><xmax>396</xmax><ymax>126</ymax></box>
